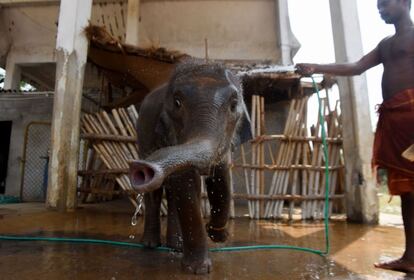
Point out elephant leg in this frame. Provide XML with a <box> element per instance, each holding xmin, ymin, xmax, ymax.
<box><xmin>165</xmin><ymin>186</ymin><xmax>183</xmax><ymax>251</ymax></box>
<box><xmin>141</xmin><ymin>187</ymin><xmax>163</xmax><ymax>248</ymax></box>
<box><xmin>169</xmin><ymin>170</ymin><xmax>211</xmax><ymax>274</ymax></box>
<box><xmin>205</xmin><ymin>163</ymin><xmax>230</xmax><ymax>242</ymax></box>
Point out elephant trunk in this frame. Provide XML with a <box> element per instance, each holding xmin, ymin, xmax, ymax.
<box><xmin>129</xmin><ymin>139</ymin><xmax>218</xmax><ymax>193</ymax></box>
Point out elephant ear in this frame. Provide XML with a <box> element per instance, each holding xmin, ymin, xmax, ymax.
<box><xmin>233</xmin><ymin>102</ymin><xmax>253</xmax><ymax>146</ymax></box>
<box><xmin>224</xmin><ymin>69</ymin><xmax>253</xmax><ymax>146</ymax></box>
<box><xmin>155</xmin><ymin>110</ymin><xmax>178</xmax><ymax>146</ymax></box>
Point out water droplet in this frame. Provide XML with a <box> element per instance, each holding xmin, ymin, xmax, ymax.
<box><xmin>131</xmin><ymin>216</ymin><xmax>137</xmax><ymax>226</ymax></box>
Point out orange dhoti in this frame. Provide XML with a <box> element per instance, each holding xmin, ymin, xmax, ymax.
<box><xmin>373</xmin><ymin>89</ymin><xmax>414</xmax><ymax>195</ymax></box>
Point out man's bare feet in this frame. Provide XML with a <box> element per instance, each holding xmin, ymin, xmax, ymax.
<box><xmin>374</xmin><ymin>258</ymin><xmax>414</xmax><ymax>273</ymax></box>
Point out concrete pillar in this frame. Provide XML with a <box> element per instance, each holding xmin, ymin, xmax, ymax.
<box><xmin>125</xmin><ymin>0</ymin><xmax>140</xmax><ymax>46</ymax></box>
<box><xmin>46</xmin><ymin>0</ymin><xmax>92</xmax><ymax>211</ymax></box>
<box><xmin>275</xmin><ymin>0</ymin><xmax>300</xmax><ymax>65</ymax></box>
<box><xmin>4</xmin><ymin>59</ymin><xmax>21</xmax><ymax>90</ymax></box>
<box><xmin>329</xmin><ymin>0</ymin><xmax>378</xmax><ymax>224</ymax></box>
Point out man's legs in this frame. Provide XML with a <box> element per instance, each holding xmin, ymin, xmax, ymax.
<box><xmin>375</xmin><ymin>191</ymin><xmax>414</xmax><ymax>273</ymax></box>
<box><xmin>401</xmin><ymin>192</ymin><xmax>414</xmax><ymax>263</ymax></box>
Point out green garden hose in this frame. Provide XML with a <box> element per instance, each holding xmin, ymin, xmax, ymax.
<box><xmin>0</xmin><ymin>77</ymin><xmax>330</xmax><ymax>256</ymax></box>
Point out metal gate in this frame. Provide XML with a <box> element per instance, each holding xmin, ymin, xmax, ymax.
<box><xmin>20</xmin><ymin>122</ymin><xmax>51</xmax><ymax>202</ymax></box>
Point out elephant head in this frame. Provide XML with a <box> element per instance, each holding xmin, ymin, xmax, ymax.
<box><xmin>129</xmin><ymin>62</ymin><xmax>251</xmax><ymax>193</ymax></box>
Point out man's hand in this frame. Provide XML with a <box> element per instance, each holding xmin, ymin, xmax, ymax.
<box><xmin>295</xmin><ymin>63</ymin><xmax>317</xmax><ymax>76</ymax></box>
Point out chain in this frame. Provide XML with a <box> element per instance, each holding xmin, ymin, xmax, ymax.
<box><xmin>131</xmin><ymin>194</ymin><xmax>144</xmax><ymax>226</ymax></box>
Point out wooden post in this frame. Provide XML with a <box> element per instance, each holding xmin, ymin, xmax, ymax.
<box><xmin>46</xmin><ymin>0</ymin><xmax>93</xmax><ymax>211</ymax></box>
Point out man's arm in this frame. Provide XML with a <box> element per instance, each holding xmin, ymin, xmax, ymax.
<box><xmin>296</xmin><ymin>47</ymin><xmax>381</xmax><ymax>76</ymax></box>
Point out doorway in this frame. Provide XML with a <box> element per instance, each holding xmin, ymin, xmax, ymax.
<box><xmin>0</xmin><ymin>121</ymin><xmax>12</xmax><ymax>194</ymax></box>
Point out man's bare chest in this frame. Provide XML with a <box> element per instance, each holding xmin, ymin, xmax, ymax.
<box><xmin>380</xmin><ymin>32</ymin><xmax>414</xmax><ymax>62</ymax></box>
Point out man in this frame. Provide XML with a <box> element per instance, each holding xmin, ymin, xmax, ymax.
<box><xmin>296</xmin><ymin>0</ymin><xmax>414</xmax><ymax>274</ymax></box>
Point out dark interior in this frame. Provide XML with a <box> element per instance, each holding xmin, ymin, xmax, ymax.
<box><xmin>0</xmin><ymin>121</ymin><xmax>12</xmax><ymax>194</ymax></box>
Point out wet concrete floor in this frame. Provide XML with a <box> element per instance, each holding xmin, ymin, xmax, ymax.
<box><xmin>0</xmin><ymin>200</ymin><xmax>412</xmax><ymax>280</ymax></box>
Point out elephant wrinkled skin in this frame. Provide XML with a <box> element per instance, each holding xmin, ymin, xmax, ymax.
<box><xmin>129</xmin><ymin>61</ymin><xmax>251</xmax><ymax>274</ymax></box>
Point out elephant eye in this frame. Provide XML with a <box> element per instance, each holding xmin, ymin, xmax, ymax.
<box><xmin>230</xmin><ymin>99</ymin><xmax>238</xmax><ymax>113</ymax></box>
<box><xmin>174</xmin><ymin>98</ymin><xmax>182</xmax><ymax>109</ymax></box>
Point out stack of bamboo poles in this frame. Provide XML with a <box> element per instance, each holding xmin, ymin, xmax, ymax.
<box><xmin>79</xmin><ymin>106</ymin><xmax>140</xmax><ymax>207</ymax></box>
<box><xmin>264</xmin><ymin>97</ymin><xmax>309</xmax><ymax>219</ymax></box>
<box><xmin>79</xmin><ymin>106</ymin><xmax>169</xmax><ymax>215</ymax></box>
<box><xmin>302</xmin><ymin>99</ymin><xmax>343</xmax><ymax>219</ymax></box>
<box><xmin>232</xmin><ymin>94</ymin><xmax>344</xmax><ymax>220</ymax></box>
<box><xmin>248</xmin><ymin>95</ymin><xmax>265</xmax><ymax>219</ymax></box>
<box><xmin>78</xmin><ymin>149</ymin><xmax>118</xmax><ymax>203</ymax></box>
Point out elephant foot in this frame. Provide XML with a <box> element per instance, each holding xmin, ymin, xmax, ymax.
<box><xmin>166</xmin><ymin>234</ymin><xmax>183</xmax><ymax>252</ymax></box>
<box><xmin>181</xmin><ymin>256</ymin><xmax>212</xmax><ymax>274</ymax></box>
<box><xmin>206</xmin><ymin>223</ymin><xmax>229</xmax><ymax>243</ymax></box>
<box><xmin>141</xmin><ymin>233</ymin><xmax>161</xmax><ymax>248</ymax></box>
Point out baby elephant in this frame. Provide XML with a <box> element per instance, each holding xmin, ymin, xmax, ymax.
<box><xmin>129</xmin><ymin>61</ymin><xmax>251</xmax><ymax>274</ymax></box>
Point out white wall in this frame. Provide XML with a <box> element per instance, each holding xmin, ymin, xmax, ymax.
<box><xmin>139</xmin><ymin>0</ymin><xmax>280</xmax><ymax>60</ymax></box>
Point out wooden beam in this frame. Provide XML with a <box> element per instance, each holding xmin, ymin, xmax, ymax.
<box><xmin>80</xmin><ymin>133</ymin><xmax>136</xmax><ymax>143</ymax></box>
<box><xmin>78</xmin><ymin>169</ymin><xmax>127</xmax><ymax>176</ymax></box>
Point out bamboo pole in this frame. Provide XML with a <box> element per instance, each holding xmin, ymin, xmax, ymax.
<box><xmin>250</xmin><ymin>135</ymin><xmax>343</xmax><ymax>144</ymax></box>
<box><xmin>303</xmin><ymin>99</ymin><xmax>323</xmax><ymax>219</ymax></box>
<box><xmin>81</xmin><ymin>113</ymin><xmax>137</xmax><ymax>207</ymax></box>
<box><xmin>315</xmin><ymin>108</ymin><xmax>332</xmax><ymax>219</ymax></box>
<box><xmin>231</xmin><ymin>164</ymin><xmax>343</xmax><ymax>171</ymax></box>
<box><xmin>101</xmin><ymin>111</ymin><xmax>133</xmax><ymax>164</ymax></box>
<box><xmin>93</xmin><ymin>114</ymin><xmax>128</xmax><ymax>169</ymax></box>
<box><xmin>273</xmin><ymin>98</ymin><xmax>306</xmax><ymax>218</ymax></box>
<box><xmin>254</xmin><ymin>96</ymin><xmax>261</xmax><ymax>219</ymax></box>
<box><xmin>272</xmin><ymin>98</ymin><xmax>302</xmax><ymax>218</ymax></box>
<box><xmin>228</xmin><ymin>152</ymin><xmax>235</xmax><ymax>218</ymax></box>
<box><xmin>241</xmin><ymin>145</ymin><xmax>254</xmax><ymax>218</ymax></box>
<box><xmin>199</xmin><ymin>192</ymin><xmax>345</xmax><ymax>201</ymax></box>
<box><xmin>324</xmin><ymin>102</ymin><xmax>341</xmax><ymax>218</ymax></box>
<box><xmin>301</xmin><ymin>137</ymin><xmax>310</xmax><ymax>219</ymax></box>
<box><xmin>289</xmin><ymin>106</ymin><xmax>307</xmax><ymax>219</ymax></box>
<box><xmin>278</xmin><ymin>97</ymin><xmax>307</xmax><ymax>217</ymax></box>
<box><xmin>250</xmin><ymin>95</ymin><xmax>257</xmax><ymax>219</ymax></box>
<box><xmin>81</xmin><ymin>133</ymin><xmax>136</xmax><ymax>142</ymax></box>
<box><xmin>127</xmin><ymin>105</ymin><xmax>139</xmax><ymax>127</ymax></box>
<box><xmin>264</xmin><ymin>99</ymin><xmax>296</xmax><ymax>218</ymax></box>
<box><xmin>259</xmin><ymin>96</ymin><xmax>265</xmax><ymax>218</ymax></box>
<box><xmin>111</xmin><ymin>109</ymin><xmax>139</xmax><ymax>159</ymax></box>
<box><xmin>119</xmin><ymin>108</ymin><xmax>137</xmax><ymax>137</ymax></box>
